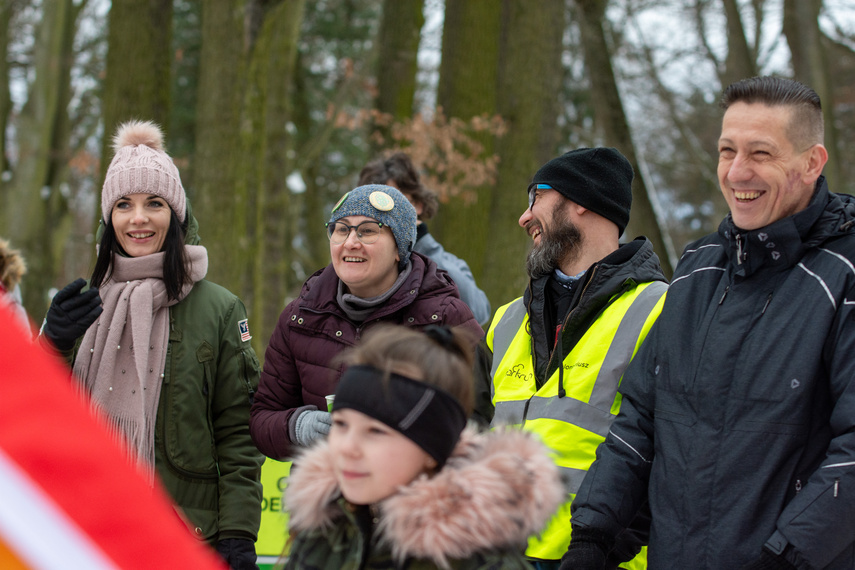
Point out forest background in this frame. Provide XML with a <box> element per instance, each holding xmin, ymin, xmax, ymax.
<box><xmin>4</xmin><ymin>0</ymin><xmax>855</xmax><ymax>359</ymax></box>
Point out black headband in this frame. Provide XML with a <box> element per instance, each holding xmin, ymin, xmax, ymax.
<box><xmin>332</xmin><ymin>365</ymin><xmax>467</xmax><ymax>467</ymax></box>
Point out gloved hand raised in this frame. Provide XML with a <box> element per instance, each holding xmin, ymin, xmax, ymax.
<box><xmin>43</xmin><ymin>278</ymin><xmax>102</xmax><ymax>351</ymax></box>
<box><xmin>294</xmin><ymin>409</ymin><xmax>332</xmax><ymax>447</ymax></box>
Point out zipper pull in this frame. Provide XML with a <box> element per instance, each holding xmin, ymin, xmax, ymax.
<box><xmin>736</xmin><ymin>234</ymin><xmax>745</xmax><ymax>265</ymax></box>
<box><xmin>719</xmin><ymin>286</ymin><xmax>730</xmax><ymax>305</ymax></box>
<box><xmin>835</xmin><ymin>478</ymin><xmax>840</xmax><ymax>498</ymax></box>
<box><xmin>795</xmin><ymin>479</ymin><xmax>802</xmax><ymax>494</ymax></box>
<box><xmin>761</xmin><ymin>293</ymin><xmax>773</xmax><ymax>314</ymax></box>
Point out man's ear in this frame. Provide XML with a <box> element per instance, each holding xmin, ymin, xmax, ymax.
<box><xmin>572</xmin><ymin>202</ymin><xmax>589</xmax><ymax>217</ymax></box>
<box><xmin>803</xmin><ymin>143</ymin><xmax>829</xmax><ymax>184</ymax></box>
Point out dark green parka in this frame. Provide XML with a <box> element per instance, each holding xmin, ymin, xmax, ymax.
<box><xmin>61</xmin><ymin>208</ymin><xmax>263</xmax><ymax>544</ymax></box>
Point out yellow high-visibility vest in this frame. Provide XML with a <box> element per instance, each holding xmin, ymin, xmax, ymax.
<box><xmin>488</xmin><ymin>280</ymin><xmax>666</xmax><ymax>563</ymax></box>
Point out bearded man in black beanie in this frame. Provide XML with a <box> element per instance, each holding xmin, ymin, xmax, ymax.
<box><xmin>477</xmin><ymin>147</ymin><xmax>668</xmax><ymax>570</ymax></box>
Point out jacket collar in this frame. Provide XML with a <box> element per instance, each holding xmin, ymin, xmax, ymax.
<box><xmin>523</xmin><ymin>237</ymin><xmax>666</xmax><ymax>380</ymax></box>
<box><xmin>284</xmin><ymin>427</ymin><xmax>564</xmax><ymax>567</ymax></box>
<box><xmin>717</xmin><ymin>177</ymin><xmax>854</xmax><ymax>276</ymax></box>
<box><xmin>298</xmin><ymin>252</ymin><xmax>445</xmax><ymax>318</ymax></box>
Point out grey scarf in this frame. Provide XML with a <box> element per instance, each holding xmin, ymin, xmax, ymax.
<box><xmin>336</xmin><ymin>262</ymin><xmax>412</xmax><ymax>322</ymax></box>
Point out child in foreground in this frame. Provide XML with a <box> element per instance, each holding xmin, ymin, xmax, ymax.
<box><xmin>283</xmin><ymin>324</ymin><xmax>564</xmax><ymax>569</ymax></box>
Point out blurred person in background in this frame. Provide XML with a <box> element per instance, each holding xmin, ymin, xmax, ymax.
<box><xmin>0</xmin><ymin>238</ymin><xmax>31</xmax><ymax>332</ymax></box>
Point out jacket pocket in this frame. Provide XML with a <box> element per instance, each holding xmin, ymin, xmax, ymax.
<box><xmin>170</xmin><ymin>480</ymin><xmax>220</xmax><ymax>543</ymax></box>
<box><xmin>239</xmin><ymin>347</ymin><xmax>260</xmax><ymax>405</ymax></box>
<box><xmin>652</xmin><ymin>360</ymin><xmax>697</xmax><ymax>427</ymax></box>
<box><xmin>654</xmin><ymin>389</ymin><xmax>697</xmax><ymax>427</ymax></box>
<box><xmin>163</xmin><ymin>342</ymin><xmax>218</xmax><ymax>475</ymax></box>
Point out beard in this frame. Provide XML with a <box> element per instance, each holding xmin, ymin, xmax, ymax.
<box><xmin>525</xmin><ymin>209</ymin><xmax>583</xmax><ymax>279</ymax></box>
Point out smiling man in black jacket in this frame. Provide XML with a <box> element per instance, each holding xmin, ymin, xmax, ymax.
<box><xmin>563</xmin><ymin>77</ymin><xmax>855</xmax><ymax>570</ymax></box>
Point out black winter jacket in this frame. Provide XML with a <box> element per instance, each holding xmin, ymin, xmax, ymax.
<box><xmin>572</xmin><ymin>178</ymin><xmax>855</xmax><ymax>569</ymax></box>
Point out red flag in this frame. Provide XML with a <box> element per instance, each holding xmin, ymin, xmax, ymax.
<box><xmin>0</xmin><ymin>304</ymin><xmax>227</xmax><ymax>570</ymax></box>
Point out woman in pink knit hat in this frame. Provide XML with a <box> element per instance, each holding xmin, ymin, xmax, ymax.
<box><xmin>40</xmin><ymin>121</ymin><xmax>263</xmax><ymax>570</ymax></box>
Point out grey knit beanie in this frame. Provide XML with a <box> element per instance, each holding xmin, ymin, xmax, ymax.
<box><xmin>328</xmin><ymin>184</ymin><xmax>417</xmax><ymax>269</ymax></box>
<box><xmin>101</xmin><ymin>120</ymin><xmax>186</xmax><ymax>223</ymax></box>
<box><xmin>529</xmin><ymin>147</ymin><xmax>633</xmax><ymax>234</ymax></box>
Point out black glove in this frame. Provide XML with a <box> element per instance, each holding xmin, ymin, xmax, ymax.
<box><xmin>559</xmin><ymin>528</ymin><xmax>611</xmax><ymax>570</ymax></box>
<box><xmin>560</xmin><ymin>543</ymin><xmax>607</xmax><ymax>570</ymax></box>
<box><xmin>216</xmin><ymin>538</ymin><xmax>258</xmax><ymax>570</ymax></box>
<box><xmin>740</xmin><ymin>549</ymin><xmax>798</xmax><ymax>570</ymax></box>
<box><xmin>43</xmin><ymin>278</ymin><xmax>102</xmax><ymax>350</ymax></box>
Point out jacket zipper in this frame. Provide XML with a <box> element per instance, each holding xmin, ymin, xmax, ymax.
<box><xmin>545</xmin><ymin>267</ymin><xmax>600</xmax><ymax>399</ymax></box>
<box><xmin>735</xmin><ymin>233</ymin><xmax>746</xmax><ymax>265</ymax></box>
<box><xmin>761</xmin><ymin>293</ymin><xmax>773</xmax><ymax>314</ymax></box>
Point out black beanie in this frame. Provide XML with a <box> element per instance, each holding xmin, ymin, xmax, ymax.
<box><xmin>529</xmin><ymin>147</ymin><xmax>633</xmax><ymax>234</ymax></box>
<box><xmin>332</xmin><ymin>365</ymin><xmax>466</xmax><ymax>468</ymax></box>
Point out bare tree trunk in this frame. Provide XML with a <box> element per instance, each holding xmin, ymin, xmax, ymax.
<box><xmin>194</xmin><ymin>1</ymin><xmax>250</xmax><ymax>298</ymax></box>
<box><xmin>434</xmin><ymin>0</ymin><xmax>501</xmax><ymax>287</ymax></box>
<box><xmin>575</xmin><ymin>0</ymin><xmax>676</xmax><ymax>275</ymax></box>
<box><xmin>481</xmin><ymin>0</ymin><xmax>565</xmax><ymax>305</ymax></box>
<box><xmin>374</xmin><ymin>0</ymin><xmax>425</xmax><ymax>145</ymax></box>
<box><xmin>0</xmin><ymin>1</ymin><xmax>15</xmax><ymax>179</ymax></box>
<box><xmin>783</xmin><ymin>0</ymin><xmax>841</xmax><ymax>191</ymax></box>
<box><xmin>100</xmin><ymin>0</ymin><xmax>173</xmax><ymax>184</ymax></box>
<box><xmin>722</xmin><ymin>0</ymin><xmax>758</xmax><ymax>86</ymax></box>
<box><xmin>238</xmin><ymin>0</ymin><xmax>306</xmax><ymax>358</ymax></box>
<box><xmin>292</xmin><ymin>52</ymin><xmax>327</xmax><ymax>274</ymax></box>
<box><xmin>5</xmin><ymin>0</ymin><xmax>78</xmax><ymax>318</ymax></box>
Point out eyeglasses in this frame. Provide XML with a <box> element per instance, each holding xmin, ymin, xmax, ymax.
<box><xmin>326</xmin><ymin>221</ymin><xmax>386</xmax><ymax>245</ymax></box>
<box><xmin>527</xmin><ymin>183</ymin><xmax>553</xmax><ymax>209</ymax></box>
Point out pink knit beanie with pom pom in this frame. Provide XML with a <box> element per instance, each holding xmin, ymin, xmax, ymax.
<box><xmin>101</xmin><ymin>120</ymin><xmax>186</xmax><ymax>223</ymax></box>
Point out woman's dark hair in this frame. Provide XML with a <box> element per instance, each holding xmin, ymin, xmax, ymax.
<box><xmin>90</xmin><ymin>209</ymin><xmax>191</xmax><ymax>301</ymax></box>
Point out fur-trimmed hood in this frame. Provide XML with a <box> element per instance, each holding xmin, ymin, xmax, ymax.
<box><xmin>286</xmin><ymin>426</ymin><xmax>565</xmax><ymax>568</ymax></box>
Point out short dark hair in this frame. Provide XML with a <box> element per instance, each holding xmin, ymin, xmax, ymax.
<box><xmin>91</xmin><ymin>209</ymin><xmax>191</xmax><ymax>301</ymax></box>
<box><xmin>720</xmin><ymin>76</ymin><xmax>824</xmax><ymax>150</ymax></box>
<box><xmin>358</xmin><ymin>152</ymin><xmax>439</xmax><ymax>220</ymax></box>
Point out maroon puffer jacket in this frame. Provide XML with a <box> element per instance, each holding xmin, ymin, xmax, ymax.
<box><xmin>249</xmin><ymin>253</ymin><xmax>484</xmax><ymax>460</ymax></box>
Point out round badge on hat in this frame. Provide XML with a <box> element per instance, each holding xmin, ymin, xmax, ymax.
<box><xmin>369</xmin><ymin>191</ymin><xmax>394</xmax><ymax>212</ymax></box>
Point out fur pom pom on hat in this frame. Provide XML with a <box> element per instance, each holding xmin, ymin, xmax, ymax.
<box><xmin>101</xmin><ymin>120</ymin><xmax>186</xmax><ymax>223</ymax></box>
<box><xmin>328</xmin><ymin>184</ymin><xmax>417</xmax><ymax>269</ymax></box>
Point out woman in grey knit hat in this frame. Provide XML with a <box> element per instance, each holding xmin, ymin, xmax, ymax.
<box><xmin>249</xmin><ymin>184</ymin><xmax>483</xmax><ymax>462</ymax></box>
<box><xmin>39</xmin><ymin>120</ymin><xmax>263</xmax><ymax>570</ymax></box>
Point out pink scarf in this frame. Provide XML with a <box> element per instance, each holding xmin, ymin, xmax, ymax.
<box><xmin>73</xmin><ymin>246</ymin><xmax>207</xmax><ymax>480</ymax></box>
